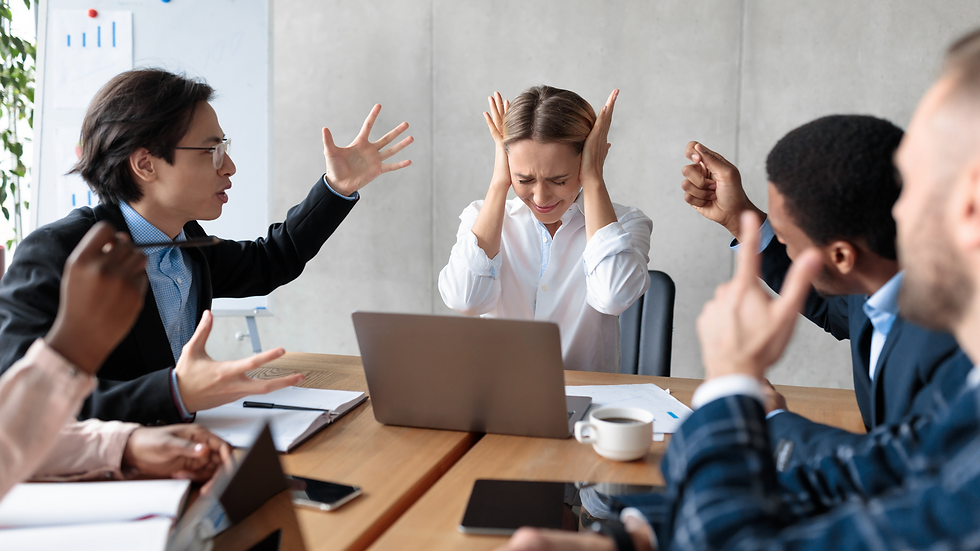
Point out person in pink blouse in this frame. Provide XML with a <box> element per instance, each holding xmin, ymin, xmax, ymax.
<box><xmin>0</xmin><ymin>222</ymin><xmax>230</xmax><ymax>500</ymax></box>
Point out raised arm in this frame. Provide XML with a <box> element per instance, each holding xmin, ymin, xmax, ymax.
<box><xmin>470</xmin><ymin>92</ymin><xmax>512</xmax><ymax>259</ymax></box>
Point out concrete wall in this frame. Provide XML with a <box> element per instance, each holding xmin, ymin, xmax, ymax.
<box><xmin>205</xmin><ymin>0</ymin><xmax>980</xmax><ymax>389</ymax></box>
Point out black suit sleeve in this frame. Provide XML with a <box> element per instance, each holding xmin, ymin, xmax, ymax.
<box><xmin>759</xmin><ymin>238</ymin><xmax>851</xmax><ymax>341</ymax></box>
<box><xmin>0</xmin><ymin>218</ymin><xmax>83</xmax><ymax>374</ymax></box>
<box><xmin>0</xmin><ymin>211</ymin><xmax>186</xmax><ymax>425</ymax></box>
<box><xmin>199</xmin><ymin>177</ymin><xmax>358</xmax><ymax>299</ymax></box>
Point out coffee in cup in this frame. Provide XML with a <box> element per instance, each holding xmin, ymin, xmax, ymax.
<box><xmin>574</xmin><ymin>407</ymin><xmax>654</xmax><ymax>461</ymax></box>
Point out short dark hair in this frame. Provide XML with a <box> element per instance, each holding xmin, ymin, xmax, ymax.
<box><xmin>69</xmin><ymin>69</ymin><xmax>215</xmax><ymax>205</ymax></box>
<box><xmin>766</xmin><ymin>115</ymin><xmax>904</xmax><ymax>261</ymax></box>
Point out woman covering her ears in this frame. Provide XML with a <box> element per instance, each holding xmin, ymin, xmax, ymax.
<box><xmin>438</xmin><ymin>86</ymin><xmax>653</xmax><ymax>372</ymax></box>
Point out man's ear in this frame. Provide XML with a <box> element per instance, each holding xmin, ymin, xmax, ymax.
<box><xmin>128</xmin><ymin>148</ymin><xmax>157</xmax><ymax>185</ymax></box>
<box><xmin>824</xmin><ymin>240</ymin><xmax>858</xmax><ymax>276</ymax></box>
<box><xmin>952</xmin><ymin>156</ymin><xmax>980</xmax><ymax>251</ymax></box>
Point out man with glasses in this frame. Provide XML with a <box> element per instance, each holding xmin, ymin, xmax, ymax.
<box><xmin>0</xmin><ymin>68</ymin><xmax>413</xmax><ymax>425</ymax></box>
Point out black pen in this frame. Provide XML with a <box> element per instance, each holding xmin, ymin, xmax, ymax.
<box><xmin>135</xmin><ymin>236</ymin><xmax>222</xmax><ymax>249</ymax></box>
<box><xmin>243</xmin><ymin>401</ymin><xmax>333</xmax><ymax>414</ymax></box>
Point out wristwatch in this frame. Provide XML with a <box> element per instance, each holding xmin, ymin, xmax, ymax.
<box><xmin>590</xmin><ymin>520</ymin><xmax>636</xmax><ymax>551</ymax></box>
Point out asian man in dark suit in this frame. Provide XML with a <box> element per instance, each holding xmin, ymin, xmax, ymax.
<box><xmin>0</xmin><ymin>68</ymin><xmax>413</xmax><ymax>425</ymax></box>
<box><xmin>678</xmin><ymin>116</ymin><xmax>972</xmax><ymax>469</ymax></box>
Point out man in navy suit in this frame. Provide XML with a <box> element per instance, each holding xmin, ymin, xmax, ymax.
<box><xmin>678</xmin><ymin>116</ymin><xmax>971</xmax><ymax>469</ymax></box>
<box><xmin>500</xmin><ymin>27</ymin><xmax>980</xmax><ymax>551</ymax></box>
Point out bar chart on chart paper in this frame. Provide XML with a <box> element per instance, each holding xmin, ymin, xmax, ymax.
<box><xmin>49</xmin><ymin>10</ymin><xmax>133</xmax><ymax>110</ymax></box>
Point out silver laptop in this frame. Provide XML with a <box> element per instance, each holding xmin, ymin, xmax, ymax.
<box><xmin>352</xmin><ymin>312</ymin><xmax>591</xmax><ymax>439</ymax></box>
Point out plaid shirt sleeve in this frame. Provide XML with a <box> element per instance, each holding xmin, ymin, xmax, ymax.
<box><xmin>655</xmin><ymin>388</ymin><xmax>980</xmax><ymax>551</ymax></box>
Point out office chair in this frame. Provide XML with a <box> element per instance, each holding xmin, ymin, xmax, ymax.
<box><xmin>619</xmin><ymin>270</ymin><xmax>675</xmax><ymax>377</ymax></box>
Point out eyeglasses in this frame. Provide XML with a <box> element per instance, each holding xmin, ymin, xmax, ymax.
<box><xmin>174</xmin><ymin>138</ymin><xmax>232</xmax><ymax>169</ymax></box>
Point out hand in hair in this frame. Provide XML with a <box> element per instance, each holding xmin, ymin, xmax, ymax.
<box><xmin>579</xmin><ymin>89</ymin><xmax>618</xmax><ymax>186</ymax></box>
<box><xmin>174</xmin><ymin>310</ymin><xmax>303</xmax><ymax>413</ymax></box>
<box><xmin>580</xmin><ymin>89</ymin><xmax>620</xmax><ymax>240</ymax></box>
<box><xmin>681</xmin><ymin>142</ymin><xmax>764</xmax><ymax>237</ymax></box>
<box><xmin>322</xmin><ymin>104</ymin><xmax>413</xmax><ymax>197</ymax></box>
<box><xmin>470</xmin><ymin>92</ymin><xmax>512</xmax><ymax>258</ymax></box>
<box><xmin>484</xmin><ymin>91</ymin><xmax>512</xmax><ymax>191</ymax></box>
<box><xmin>44</xmin><ymin>222</ymin><xmax>148</xmax><ymax>375</ymax></box>
<box><xmin>696</xmin><ymin>211</ymin><xmax>821</xmax><ymax>381</ymax></box>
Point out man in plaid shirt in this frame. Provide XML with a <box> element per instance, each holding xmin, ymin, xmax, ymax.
<box><xmin>500</xmin><ymin>27</ymin><xmax>980</xmax><ymax>551</ymax></box>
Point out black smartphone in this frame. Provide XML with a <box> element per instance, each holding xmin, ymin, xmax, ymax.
<box><xmin>458</xmin><ymin>479</ymin><xmax>664</xmax><ymax>535</ymax></box>
<box><xmin>285</xmin><ymin>475</ymin><xmax>362</xmax><ymax>512</ymax></box>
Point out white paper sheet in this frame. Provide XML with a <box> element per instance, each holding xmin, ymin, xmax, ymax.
<box><xmin>566</xmin><ymin>384</ymin><xmax>692</xmax><ymax>436</ymax></box>
<box><xmin>49</xmin><ymin>10</ymin><xmax>133</xmax><ymax>109</ymax></box>
<box><xmin>0</xmin><ymin>518</ymin><xmax>172</xmax><ymax>551</ymax></box>
<box><xmin>0</xmin><ymin>479</ymin><xmax>189</xmax><ymax>528</ymax></box>
<box><xmin>195</xmin><ymin>386</ymin><xmax>365</xmax><ymax>451</ymax></box>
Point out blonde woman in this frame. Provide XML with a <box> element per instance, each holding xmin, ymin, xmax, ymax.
<box><xmin>439</xmin><ymin>86</ymin><xmax>652</xmax><ymax>372</ymax></box>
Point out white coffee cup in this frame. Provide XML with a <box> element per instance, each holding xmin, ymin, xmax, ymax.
<box><xmin>574</xmin><ymin>407</ymin><xmax>654</xmax><ymax>461</ymax></box>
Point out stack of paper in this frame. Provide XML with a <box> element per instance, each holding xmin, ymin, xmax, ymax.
<box><xmin>196</xmin><ymin>386</ymin><xmax>367</xmax><ymax>452</ymax></box>
<box><xmin>0</xmin><ymin>479</ymin><xmax>190</xmax><ymax>551</ymax></box>
<box><xmin>566</xmin><ymin>384</ymin><xmax>692</xmax><ymax>440</ymax></box>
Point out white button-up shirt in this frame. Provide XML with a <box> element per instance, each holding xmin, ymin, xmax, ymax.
<box><xmin>438</xmin><ymin>195</ymin><xmax>653</xmax><ymax>372</ymax></box>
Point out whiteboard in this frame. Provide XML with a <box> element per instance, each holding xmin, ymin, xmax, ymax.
<box><xmin>32</xmin><ymin>0</ymin><xmax>272</xmax><ymax>316</ymax></box>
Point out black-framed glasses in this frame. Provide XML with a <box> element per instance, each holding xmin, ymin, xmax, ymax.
<box><xmin>175</xmin><ymin>138</ymin><xmax>231</xmax><ymax>169</ymax></box>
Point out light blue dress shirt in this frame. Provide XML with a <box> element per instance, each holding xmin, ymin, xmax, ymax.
<box><xmin>120</xmin><ymin>202</ymin><xmax>199</xmax><ymax>420</ymax></box>
<box><xmin>119</xmin><ymin>175</ymin><xmax>352</xmax><ymax>419</ymax></box>
<box><xmin>734</xmin><ymin>219</ymin><xmax>902</xmax><ymax>418</ymax></box>
<box><xmin>862</xmin><ymin>271</ymin><xmax>903</xmax><ymax>380</ymax></box>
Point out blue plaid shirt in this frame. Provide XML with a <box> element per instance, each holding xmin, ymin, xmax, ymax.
<box><xmin>120</xmin><ymin>202</ymin><xmax>199</xmax><ymax>420</ymax></box>
<box><xmin>625</xmin><ymin>363</ymin><xmax>980</xmax><ymax>550</ymax></box>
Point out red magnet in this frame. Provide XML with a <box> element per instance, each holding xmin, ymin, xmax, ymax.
<box><xmin>87</xmin><ymin>9</ymin><xmax>98</xmax><ymax>18</ymax></box>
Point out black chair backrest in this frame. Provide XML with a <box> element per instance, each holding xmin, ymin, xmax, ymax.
<box><xmin>619</xmin><ymin>270</ymin><xmax>675</xmax><ymax>377</ymax></box>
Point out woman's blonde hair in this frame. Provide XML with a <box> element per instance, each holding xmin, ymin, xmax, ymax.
<box><xmin>502</xmin><ymin>85</ymin><xmax>596</xmax><ymax>156</ymax></box>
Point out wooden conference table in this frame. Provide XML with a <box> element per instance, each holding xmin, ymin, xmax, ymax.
<box><xmin>215</xmin><ymin>352</ymin><xmax>866</xmax><ymax>551</ymax></box>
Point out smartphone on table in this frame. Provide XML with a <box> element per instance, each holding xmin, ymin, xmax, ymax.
<box><xmin>458</xmin><ymin>479</ymin><xmax>664</xmax><ymax>535</ymax></box>
<box><xmin>286</xmin><ymin>475</ymin><xmax>362</xmax><ymax>511</ymax></box>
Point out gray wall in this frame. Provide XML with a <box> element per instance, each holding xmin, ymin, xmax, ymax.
<box><xmin>205</xmin><ymin>0</ymin><xmax>980</xmax><ymax>389</ymax></box>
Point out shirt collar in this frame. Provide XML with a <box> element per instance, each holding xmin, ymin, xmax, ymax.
<box><xmin>865</xmin><ymin>271</ymin><xmax>903</xmax><ymax>318</ymax></box>
<box><xmin>119</xmin><ymin>202</ymin><xmax>186</xmax><ymax>254</ymax></box>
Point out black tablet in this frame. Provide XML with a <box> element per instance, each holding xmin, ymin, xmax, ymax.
<box><xmin>458</xmin><ymin>479</ymin><xmax>664</xmax><ymax>536</ymax></box>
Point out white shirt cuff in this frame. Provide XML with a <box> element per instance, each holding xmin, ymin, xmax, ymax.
<box><xmin>455</xmin><ymin>229</ymin><xmax>502</xmax><ymax>278</ymax></box>
<box><xmin>691</xmin><ymin>375</ymin><xmax>766</xmax><ymax>409</ymax></box>
<box><xmin>582</xmin><ymin>221</ymin><xmax>633</xmax><ymax>274</ymax></box>
<box><xmin>766</xmin><ymin>408</ymin><xmax>786</xmax><ymax>420</ymax></box>
<box><xmin>730</xmin><ymin>217</ymin><xmax>775</xmax><ymax>253</ymax></box>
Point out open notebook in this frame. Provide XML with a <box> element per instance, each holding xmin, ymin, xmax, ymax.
<box><xmin>0</xmin><ymin>479</ymin><xmax>190</xmax><ymax>551</ymax></box>
<box><xmin>195</xmin><ymin>386</ymin><xmax>367</xmax><ymax>452</ymax></box>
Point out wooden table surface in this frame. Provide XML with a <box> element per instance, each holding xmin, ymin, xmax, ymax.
<box><xmin>368</xmin><ymin>371</ymin><xmax>866</xmax><ymax>551</ymax></box>
<box><xmin>216</xmin><ymin>353</ymin><xmax>864</xmax><ymax>551</ymax></box>
<box><xmin>230</xmin><ymin>352</ymin><xmax>478</xmax><ymax>551</ymax></box>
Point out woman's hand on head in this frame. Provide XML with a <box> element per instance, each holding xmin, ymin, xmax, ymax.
<box><xmin>579</xmin><ymin>89</ymin><xmax>618</xmax><ymax>190</ymax></box>
<box><xmin>485</xmin><ymin>91</ymin><xmax>512</xmax><ymax>191</ymax></box>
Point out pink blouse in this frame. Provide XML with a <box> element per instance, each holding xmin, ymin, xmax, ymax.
<box><xmin>0</xmin><ymin>340</ymin><xmax>139</xmax><ymax>500</ymax></box>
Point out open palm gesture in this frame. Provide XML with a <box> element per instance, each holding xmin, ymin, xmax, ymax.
<box><xmin>323</xmin><ymin>104</ymin><xmax>413</xmax><ymax>196</ymax></box>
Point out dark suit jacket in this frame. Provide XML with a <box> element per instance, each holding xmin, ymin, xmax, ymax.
<box><xmin>759</xmin><ymin>239</ymin><xmax>969</xmax><ymax>466</ymax></box>
<box><xmin>0</xmin><ymin>178</ymin><xmax>355</xmax><ymax>425</ymax></box>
